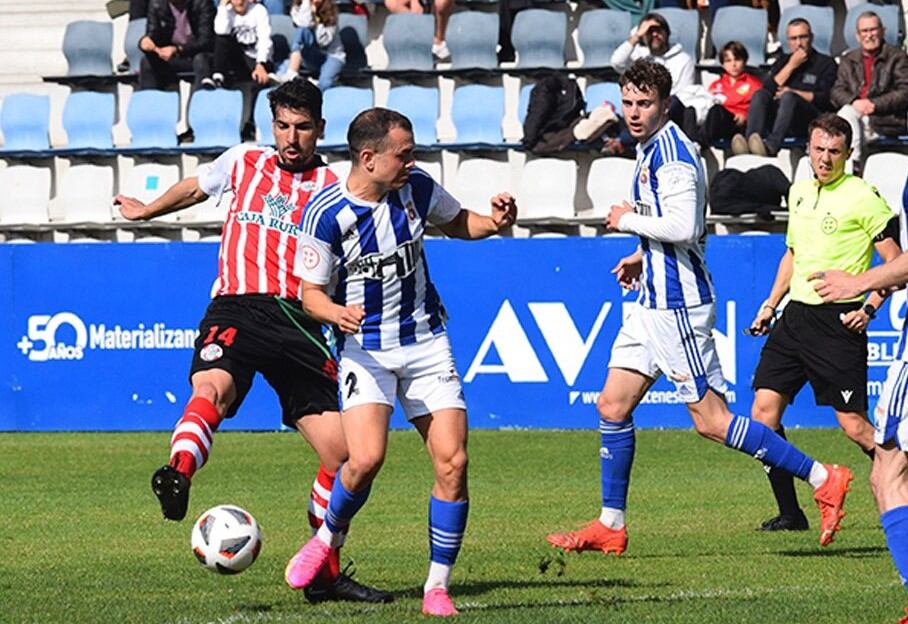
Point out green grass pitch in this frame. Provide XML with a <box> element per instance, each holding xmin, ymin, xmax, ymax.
<box><xmin>2</xmin><ymin>429</ymin><xmax>904</xmax><ymax>623</ymax></box>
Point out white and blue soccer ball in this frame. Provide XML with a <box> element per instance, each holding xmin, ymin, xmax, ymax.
<box><xmin>191</xmin><ymin>505</ymin><xmax>262</xmax><ymax>574</ymax></box>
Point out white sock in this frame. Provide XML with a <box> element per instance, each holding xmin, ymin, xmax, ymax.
<box><xmin>808</xmin><ymin>462</ymin><xmax>829</xmax><ymax>489</ymax></box>
<box><xmin>423</xmin><ymin>561</ymin><xmax>452</xmax><ymax>593</ymax></box>
<box><xmin>316</xmin><ymin>523</ymin><xmax>343</xmax><ymax>548</ymax></box>
<box><xmin>599</xmin><ymin>507</ymin><xmax>625</xmax><ymax>529</ymax></box>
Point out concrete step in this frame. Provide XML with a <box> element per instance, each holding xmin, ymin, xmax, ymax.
<box><xmin>0</xmin><ymin>26</ymin><xmax>67</xmax><ymax>52</ymax></box>
<box><xmin>0</xmin><ymin>10</ymin><xmax>108</xmax><ymax>28</ymax></box>
<box><xmin>0</xmin><ymin>49</ymin><xmax>67</xmax><ymax>78</ymax></box>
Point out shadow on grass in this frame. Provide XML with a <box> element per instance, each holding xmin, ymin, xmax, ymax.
<box><xmin>776</xmin><ymin>545</ymin><xmax>887</xmax><ymax>558</ymax></box>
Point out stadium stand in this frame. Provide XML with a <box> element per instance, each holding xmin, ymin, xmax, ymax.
<box><xmin>0</xmin><ymin>93</ymin><xmax>51</xmax><ymax>152</ymax></box>
<box><xmin>0</xmin><ymin>165</ymin><xmax>51</xmax><ymax>225</ymax></box>
<box><xmin>778</xmin><ymin>5</ymin><xmax>835</xmax><ymax>55</ymax></box>
<box><xmin>446</xmin><ymin>12</ymin><xmax>498</xmax><ymax>71</ymax></box>
<box><xmin>337</xmin><ymin>13</ymin><xmax>369</xmax><ymax>71</ymax></box>
<box><xmin>123</xmin><ymin>18</ymin><xmax>146</xmax><ymax>76</ymax></box>
<box><xmin>512</xmin><ymin>9</ymin><xmax>567</xmax><ymax>70</ymax></box>
<box><xmin>55</xmin><ymin>163</ymin><xmax>115</xmax><ymax>224</ymax></box>
<box><xmin>186</xmin><ymin>88</ymin><xmax>244</xmax><ymax>149</ymax></box>
<box><xmin>254</xmin><ymin>87</ymin><xmax>275</xmax><ymax>146</ymax></box>
<box><xmin>709</xmin><ymin>6</ymin><xmax>768</xmax><ymax>66</ymax></box>
<box><xmin>450</xmin><ymin>83</ymin><xmax>505</xmax><ymax>145</ymax></box>
<box><xmin>62</xmin><ymin>20</ymin><xmax>114</xmax><ymax>77</ymax></box>
<box><xmin>386</xmin><ymin>84</ymin><xmax>439</xmax><ymax>146</ymax></box>
<box><xmin>125</xmin><ymin>89</ymin><xmax>180</xmax><ymax>150</ymax></box>
<box><xmin>451</xmin><ymin>156</ymin><xmax>510</xmax><ymax>216</ymax></box>
<box><xmin>577</xmin><ymin>10</ymin><xmax>631</xmax><ymax>69</ymax></box>
<box><xmin>382</xmin><ymin>13</ymin><xmax>435</xmax><ymax>71</ymax></box>
<box><xmin>844</xmin><ymin>3</ymin><xmax>901</xmax><ymax>49</ymax></box>
<box><xmin>863</xmin><ymin>152</ymin><xmax>908</xmax><ymax>211</ymax></box>
<box><xmin>62</xmin><ymin>91</ymin><xmax>115</xmax><ymax>150</ymax></box>
<box><xmin>653</xmin><ymin>7</ymin><xmax>699</xmax><ymax>60</ymax></box>
<box><xmin>517</xmin><ymin>157</ymin><xmax>577</xmax><ymax>221</ymax></box>
<box><xmin>584</xmin><ymin>81</ymin><xmax>622</xmax><ymax>114</ymax></box>
<box><xmin>585</xmin><ymin>157</ymin><xmax>636</xmax><ymax>219</ymax></box>
<box><xmin>322</xmin><ymin>85</ymin><xmax>373</xmax><ymax>147</ymax></box>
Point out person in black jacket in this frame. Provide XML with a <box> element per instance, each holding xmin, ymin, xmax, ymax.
<box><xmin>737</xmin><ymin>18</ymin><xmax>837</xmax><ymax>157</ymax></box>
<box><xmin>138</xmin><ymin>0</ymin><xmax>215</xmax><ymax>92</ymax></box>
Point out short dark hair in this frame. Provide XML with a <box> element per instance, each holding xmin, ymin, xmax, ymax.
<box><xmin>640</xmin><ymin>12</ymin><xmax>671</xmax><ymax>37</ymax></box>
<box><xmin>720</xmin><ymin>40</ymin><xmax>749</xmax><ymax>65</ymax></box>
<box><xmin>619</xmin><ymin>59</ymin><xmax>673</xmax><ymax>101</ymax></box>
<box><xmin>857</xmin><ymin>10</ymin><xmax>882</xmax><ymax>29</ymax></box>
<box><xmin>268</xmin><ymin>78</ymin><xmax>323</xmax><ymax>121</ymax></box>
<box><xmin>347</xmin><ymin>108</ymin><xmax>414</xmax><ymax>164</ymax></box>
<box><xmin>786</xmin><ymin>17</ymin><xmax>813</xmax><ymax>34</ymax></box>
<box><xmin>809</xmin><ymin>112</ymin><xmax>853</xmax><ymax>149</ymax></box>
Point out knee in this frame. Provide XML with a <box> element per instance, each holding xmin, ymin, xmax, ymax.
<box><xmin>691</xmin><ymin>416</ymin><xmax>722</xmax><ymax>441</ymax></box>
<box><xmin>750</xmin><ymin>402</ymin><xmax>780</xmax><ymax>428</ymax></box>
<box><xmin>192</xmin><ymin>381</ymin><xmax>222</xmax><ymax>406</ymax></box>
<box><xmin>839</xmin><ymin>415</ymin><xmax>873</xmax><ymax>448</ymax></box>
<box><xmin>778</xmin><ymin>91</ymin><xmax>800</xmax><ymax>109</ymax></box>
<box><xmin>596</xmin><ymin>394</ymin><xmax>630</xmax><ymax>422</ymax></box>
<box><xmin>436</xmin><ymin>449</ymin><xmax>468</xmax><ymax>484</ymax></box>
<box><xmin>345</xmin><ymin>453</ymin><xmax>385</xmax><ymax>485</ymax></box>
<box><xmin>192</xmin><ymin>53</ymin><xmax>208</xmax><ymax>72</ymax></box>
<box><xmin>751</xmin><ymin>89</ymin><xmax>771</xmax><ymax>106</ymax></box>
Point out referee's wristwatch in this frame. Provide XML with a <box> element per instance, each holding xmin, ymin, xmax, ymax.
<box><xmin>862</xmin><ymin>303</ymin><xmax>877</xmax><ymax>319</ymax></box>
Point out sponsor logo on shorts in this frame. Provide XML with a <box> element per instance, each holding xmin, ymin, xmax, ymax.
<box><xmin>200</xmin><ymin>343</ymin><xmax>223</xmax><ymax>362</ymax></box>
<box><xmin>678</xmin><ymin>385</ymin><xmax>694</xmax><ymax>398</ymax></box>
<box><xmin>437</xmin><ymin>368</ymin><xmax>460</xmax><ymax>384</ymax></box>
<box><xmin>301</xmin><ymin>245</ymin><xmax>320</xmax><ymax>270</ymax></box>
<box><xmin>840</xmin><ymin>389</ymin><xmax>853</xmax><ymax>404</ymax></box>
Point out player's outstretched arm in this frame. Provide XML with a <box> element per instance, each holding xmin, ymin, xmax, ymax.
<box><xmin>749</xmin><ymin>248</ymin><xmax>793</xmax><ymax>335</ymax></box>
<box><xmin>114</xmin><ymin>177</ymin><xmax>208</xmax><ymax>221</ymax></box>
<box><xmin>438</xmin><ymin>193</ymin><xmax>517</xmax><ymax>240</ymax></box>
<box><xmin>811</xmin><ymin>251</ymin><xmax>908</xmax><ymax>302</ymax></box>
<box><xmin>300</xmin><ymin>280</ymin><xmax>365</xmax><ymax>334</ymax></box>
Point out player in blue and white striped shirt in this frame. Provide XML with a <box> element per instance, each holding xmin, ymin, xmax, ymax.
<box><xmin>286</xmin><ymin>108</ymin><xmax>517</xmax><ymax>617</ymax></box>
<box><xmin>548</xmin><ymin>59</ymin><xmax>853</xmax><ymax>557</ymax></box>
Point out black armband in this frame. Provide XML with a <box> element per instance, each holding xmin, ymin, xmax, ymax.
<box><xmin>874</xmin><ymin>216</ymin><xmax>901</xmax><ymax>245</ymax></box>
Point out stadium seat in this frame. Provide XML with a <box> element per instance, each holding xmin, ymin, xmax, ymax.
<box><xmin>779</xmin><ymin>5</ymin><xmax>834</xmax><ymax>55</ymax></box>
<box><xmin>124</xmin><ymin>18</ymin><xmax>147</xmax><ymax>74</ymax></box>
<box><xmin>584</xmin><ymin>82</ymin><xmax>622</xmax><ymax>114</ymax></box>
<box><xmin>63</xmin><ymin>20</ymin><xmax>114</xmax><ymax>76</ymax></box>
<box><xmin>450</xmin><ymin>84</ymin><xmax>504</xmax><ymax>144</ymax></box>
<box><xmin>270</xmin><ymin>14</ymin><xmax>295</xmax><ymax>71</ymax></box>
<box><xmin>56</xmin><ymin>164</ymin><xmax>115</xmax><ymax>223</ymax></box>
<box><xmin>586</xmin><ymin>157</ymin><xmax>636</xmax><ymax>218</ymax></box>
<box><xmin>415</xmin><ymin>159</ymin><xmax>443</xmax><ymax>184</ymax></box>
<box><xmin>383</xmin><ymin>14</ymin><xmax>435</xmax><ymax>71</ymax></box>
<box><xmin>126</xmin><ymin>89</ymin><xmax>180</xmax><ymax>149</ymax></box>
<box><xmin>710</xmin><ymin>6</ymin><xmax>767</xmax><ymax>65</ymax></box>
<box><xmin>188</xmin><ymin>89</ymin><xmax>243</xmax><ymax>148</ymax></box>
<box><xmin>338</xmin><ymin>13</ymin><xmax>368</xmax><ymax>70</ymax></box>
<box><xmin>578</xmin><ymin>10</ymin><xmax>631</xmax><ymax>68</ymax></box>
<box><xmin>518</xmin><ymin>157</ymin><xmax>576</xmax><ymax>220</ymax></box>
<box><xmin>863</xmin><ymin>152</ymin><xmax>908</xmax><ymax>211</ymax></box>
<box><xmin>844</xmin><ymin>3</ymin><xmax>900</xmax><ymax>49</ymax></box>
<box><xmin>262</xmin><ymin>0</ymin><xmax>286</xmax><ymax>15</ymax></box>
<box><xmin>0</xmin><ymin>93</ymin><xmax>50</xmax><ymax>151</ymax></box>
<box><xmin>512</xmin><ymin>9</ymin><xmax>566</xmax><ymax>69</ymax></box>
<box><xmin>386</xmin><ymin>85</ymin><xmax>438</xmax><ymax>146</ymax></box>
<box><xmin>518</xmin><ymin>83</ymin><xmax>533</xmax><ymax>125</ymax></box>
<box><xmin>254</xmin><ymin>88</ymin><xmax>274</xmax><ymax>145</ymax></box>
<box><xmin>322</xmin><ymin>86</ymin><xmax>372</xmax><ymax>146</ymax></box>
<box><xmin>122</xmin><ymin>163</ymin><xmax>181</xmax><ymax>222</ymax></box>
<box><xmin>62</xmin><ymin>91</ymin><xmax>115</xmax><ymax>150</ymax></box>
<box><xmin>0</xmin><ymin>165</ymin><xmax>51</xmax><ymax>224</ymax></box>
<box><xmin>451</xmin><ymin>157</ymin><xmax>511</xmax><ymax>216</ymax></box>
<box><xmin>653</xmin><ymin>7</ymin><xmax>699</xmax><ymax>60</ymax></box>
<box><xmin>447</xmin><ymin>12</ymin><xmax>499</xmax><ymax>70</ymax></box>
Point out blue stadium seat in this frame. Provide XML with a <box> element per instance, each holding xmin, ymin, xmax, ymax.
<box><xmin>338</xmin><ymin>13</ymin><xmax>368</xmax><ymax>70</ymax></box>
<box><xmin>653</xmin><ymin>7</ymin><xmax>699</xmax><ymax>60</ymax></box>
<box><xmin>518</xmin><ymin>83</ymin><xmax>532</xmax><ymax>124</ymax></box>
<box><xmin>254</xmin><ymin>88</ymin><xmax>274</xmax><ymax>145</ymax></box>
<box><xmin>585</xmin><ymin>82</ymin><xmax>622</xmax><ymax>115</ymax></box>
<box><xmin>578</xmin><ymin>10</ymin><xmax>631</xmax><ymax>68</ymax></box>
<box><xmin>262</xmin><ymin>0</ymin><xmax>286</xmax><ymax>15</ymax></box>
<box><xmin>386</xmin><ymin>85</ymin><xmax>438</xmax><ymax>146</ymax></box>
<box><xmin>844</xmin><ymin>3</ymin><xmax>900</xmax><ymax>49</ymax></box>
<box><xmin>63</xmin><ymin>20</ymin><xmax>114</xmax><ymax>76</ymax></box>
<box><xmin>451</xmin><ymin>84</ymin><xmax>504</xmax><ymax>144</ymax></box>
<box><xmin>711</xmin><ymin>6</ymin><xmax>767</xmax><ymax>65</ymax></box>
<box><xmin>62</xmin><ymin>91</ymin><xmax>115</xmax><ymax>149</ymax></box>
<box><xmin>124</xmin><ymin>18</ymin><xmax>147</xmax><ymax>74</ymax></box>
<box><xmin>512</xmin><ymin>9</ymin><xmax>566</xmax><ymax>69</ymax></box>
<box><xmin>383</xmin><ymin>14</ymin><xmax>435</xmax><ymax>71</ymax></box>
<box><xmin>447</xmin><ymin>12</ymin><xmax>499</xmax><ymax>70</ymax></box>
<box><xmin>323</xmin><ymin>86</ymin><xmax>373</xmax><ymax>146</ymax></box>
<box><xmin>126</xmin><ymin>89</ymin><xmax>180</xmax><ymax>148</ymax></box>
<box><xmin>779</xmin><ymin>5</ymin><xmax>834</xmax><ymax>55</ymax></box>
<box><xmin>187</xmin><ymin>89</ymin><xmax>243</xmax><ymax>148</ymax></box>
<box><xmin>0</xmin><ymin>94</ymin><xmax>50</xmax><ymax>151</ymax></box>
<box><xmin>270</xmin><ymin>14</ymin><xmax>295</xmax><ymax>72</ymax></box>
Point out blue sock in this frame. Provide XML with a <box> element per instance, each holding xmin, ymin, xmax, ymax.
<box><xmin>324</xmin><ymin>466</ymin><xmax>371</xmax><ymax>534</ymax></box>
<box><xmin>881</xmin><ymin>505</ymin><xmax>908</xmax><ymax>590</ymax></box>
<box><xmin>725</xmin><ymin>415</ymin><xmax>815</xmax><ymax>480</ymax></box>
<box><xmin>429</xmin><ymin>496</ymin><xmax>469</xmax><ymax>565</ymax></box>
<box><xmin>600</xmin><ymin>418</ymin><xmax>635</xmax><ymax>510</ymax></box>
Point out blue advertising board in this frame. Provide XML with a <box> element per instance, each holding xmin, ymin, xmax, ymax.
<box><xmin>1</xmin><ymin>237</ymin><xmax>903</xmax><ymax>431</ymax></box>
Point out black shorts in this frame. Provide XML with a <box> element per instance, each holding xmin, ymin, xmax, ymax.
<box><xmin>190</xmin><ymin>295</ymin><xmax>339</xmax><ymax>427</ymax></box>
<box><xmin>752</xmin><ymin>301</ymin><xmax>867</xmax><ymax>412</ymax></box>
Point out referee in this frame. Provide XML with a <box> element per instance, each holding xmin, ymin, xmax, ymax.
<box><xmin>748</xmin><ymin>113</ymin><xmax>901</xmax><ymax>532</ymax></box>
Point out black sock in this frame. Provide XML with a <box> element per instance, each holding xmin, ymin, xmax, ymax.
<box><xmin>764</xmin><ymin>426</ymin><xmax>803</xmax><ymax>518</ymax></box>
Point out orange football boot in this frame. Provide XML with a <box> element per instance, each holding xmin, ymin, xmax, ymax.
<box><xmin>546</xmin><ymin>520</ymin><xmax>627</xmax><ymax>556</ymax></box>
<box><xmin>813</xmin><ymin>464</ymin><xmax>853</xmax><ymax>547</ymax></box>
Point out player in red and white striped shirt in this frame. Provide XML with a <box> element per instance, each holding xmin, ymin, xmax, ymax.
<box><xmin>115</xmin><ymin>79</ymin><xmax>391</xmax><ymax>604</ymax></box>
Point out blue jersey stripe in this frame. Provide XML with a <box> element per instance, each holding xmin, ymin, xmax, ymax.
<box><xmin>888</xmin><ymin>363</ymin><xmax>908</xmax><ymax>441</ymax></box>
<box><xmin>303</xmin><ymin>184</ymin><xmax>342</xmax><ymax>234</ymax></box>
<box><xmin>421</xmin><ymin>247</ymin><xmax>444</xmax><ymax>333</ymax></box>
<box><xmin>662</xmin><ymin>243</ymin><xmax>683</xmax><ymax>307</ymax></box>
<box><xmin>669</xmin><ymin>127</ymin><xmax>699</xmax><ymax>169</ymax></box>
<box><xmin>353</xmin><ymin>207</ymin><xmax>384</xmax><ymax>350</ymax></box>
<box><xmin>641</xmin><ymin>238</ymin><xmax>656</xmax><ymax>308</ymax></box>
<box><xmin>389</xmin><ymin>191</ymin><xmax>418</xmax><ymax>346</ymax></box>
<box><xmin>687</xmin><ymin>249</ymin><xmax>712</xmax><ymax>305</ymax></box>
<box><xmin>898</xmin><ymin>319</ymin><xmax>908</xmax><ymax>361</ymax></box>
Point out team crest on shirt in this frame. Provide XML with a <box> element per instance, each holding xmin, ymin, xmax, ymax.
<box><xmin>264</xmin><ymin>194</ymin><xmax>294</xmax><ymax>220</ymax></box>
<box><xmin>405</xmin><ymin>200</ymin><xmax>417</xmax><ymax>221</ymax></box>
<box><xmin>821</xmin><ymin>215</ymin><xmax>838</xmax><ymax>234</ymax></box>
<box><xmin>200</xmin><ymin>343</ymin><xmax>223</xmax><ymax>362</ymax></box>
<box><xmin>638</xmin><ymin>165</ymin><xmax>649</xmax><ymax>185</ymax></box>
<box><xmin>301</xmin><ymin>244</ymin><xmax>321</xmax><ymax>270</ymax></box>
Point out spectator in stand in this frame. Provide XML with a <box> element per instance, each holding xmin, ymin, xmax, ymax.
<box><xmin>208</xmin><ymin>0</ymin><xmax>273</xmax><ymax>141</ymax></box>
<box><xmin>739</xmin><ymin>18</ymin><xmax>837</xmax><ymax>156</ymax></box>
<box><xmin>700</xmin><ymin>41</ymin><xmax>763</xmax><ymax>150</ymax></box>
<box><xmin>276</xmin><ymin>0</ymin><xmax>345</xmax><ymax>91</ymax></box>
<box><xmin>384</xmin><ymin>0</ymin><xmax>454</xmax><ymax>62</ymax></box>
<box><xmin>138</xmin><ymin>0</ymin><xmax>214</xmax><ymax>92</ymax></box>
<box><xmin>831</xmin><ymin>10</ymin><xmax>908</xmax><ymax>172</ymax></box>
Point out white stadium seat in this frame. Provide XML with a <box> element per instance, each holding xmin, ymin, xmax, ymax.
<box><xmin>0</xmin><ymin>165</ymin><xmax>51</xmax><ymax>225</ymax></box>
<box><xmin>452</xmin><ymin>157</ymin><xmax>511</xmax><ymax>217</ymax></box>
<box><xmin>586</xmin><ymin>157</ymin><xmax>637</xmax><ymax>219</ymax></box>
<box><xmin>122</xmin><ymin>163</ymin><xmax>181</xmax><ymax>222</ymax></box>
<box><xmin>863</xmin><ymin>152</ymin><xmax>908</xmax><ymax>211</ymax></box>
<box><xmin>518</xmin><ymin>158</ymin><xmax>577</xmax><ymax>221</ymax></box>
<box><xmin>56</xmin><ymin>164</ymin><xmax>115</xmax><ymax>223</ymax></box>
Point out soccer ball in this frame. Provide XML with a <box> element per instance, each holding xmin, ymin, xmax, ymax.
<box><xmin>190</xmin><ymin>505</ymin><xmax>262</xmax><ymax>574</ymax></box>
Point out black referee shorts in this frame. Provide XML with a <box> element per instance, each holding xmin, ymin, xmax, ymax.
<box><xmin>752</xmin><ymin>301</ymin><xmax>867</xmax><ymax>412</ymax></box>
<box><xmin>189</xmin><ymin>295</ymin><xmax>339</xmax><ymax>427</ymax></box>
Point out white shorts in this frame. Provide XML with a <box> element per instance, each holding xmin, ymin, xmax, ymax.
<box><xmin>338</xmin><ymin>333</ymin><xmax>466</xmax><ymax>419</ymax></box>
<box><xmin>873</xmin><ymin>360</ymin><xmax>908</xmax><ymax>449</ymax></box>
<box><xmin>608</xmin><ymin>302</ymin><xmax>728</xmax><ymax>403</ymax></box>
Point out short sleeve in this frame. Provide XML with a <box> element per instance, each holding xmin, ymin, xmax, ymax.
<box><xmin>427</xmin><ymin>183</ymin><xmax>462</xmax><ymax>226</ymax></box>
<box><xmin>859</xmin><ymin>184</ymin><xmax>896</xmax><ymax>239</ymax></box>
<box><xmin>294</xmin><ymin>233</ymin><xmax>335</xmax><ymax>285</ymax></box>
<box><xmin>197</xmin><ymin>145</ymin><xmax>246</xmax><ymax>201</ymax></box>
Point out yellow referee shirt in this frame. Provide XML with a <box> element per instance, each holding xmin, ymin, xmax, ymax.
<box><xmin>786</xmin><ymin>173</ymin><xmax>894</xmax><ymax>305</ymax></box>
